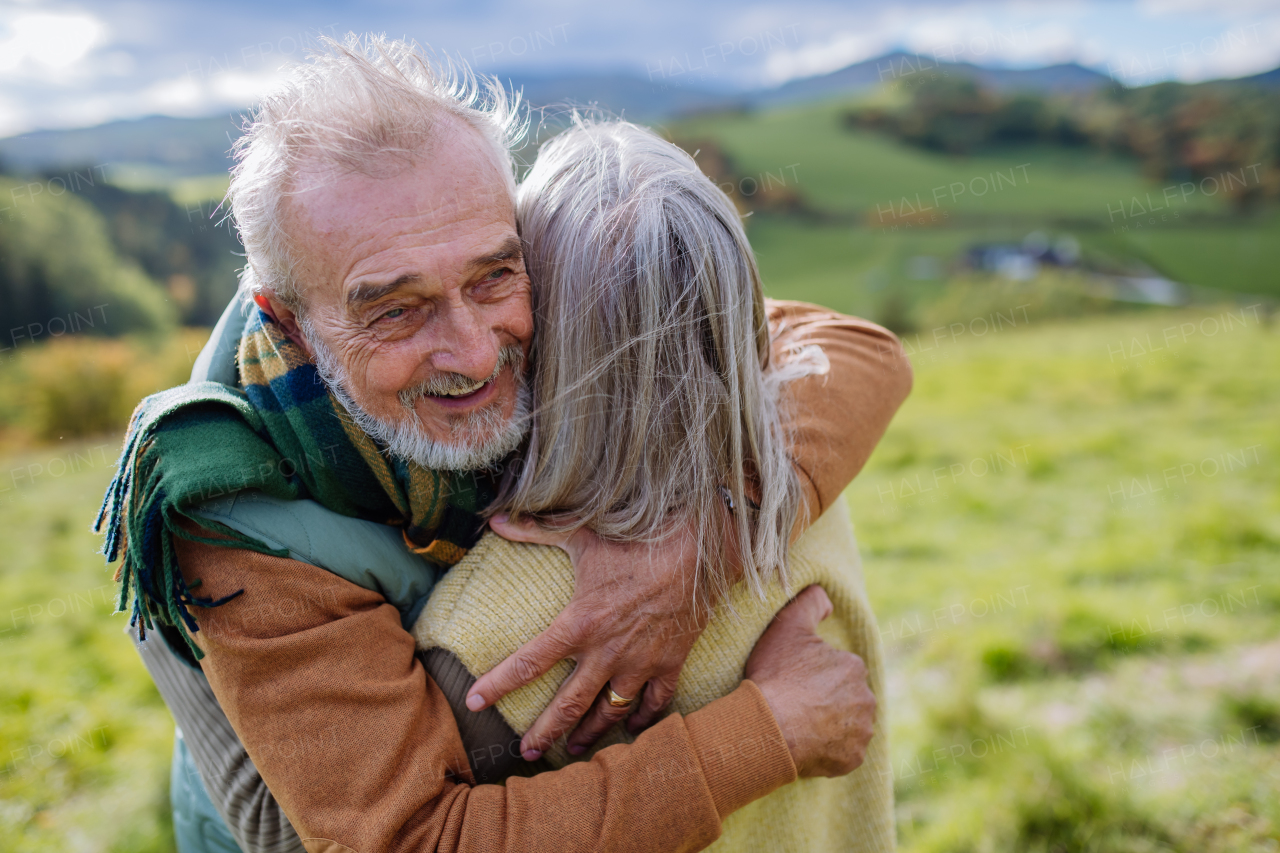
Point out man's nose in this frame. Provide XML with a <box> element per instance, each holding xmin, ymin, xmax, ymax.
<box><xmin>433</xmin><ymin>301</ymin><xmax>499</xmax><ymax>379</ymax></box>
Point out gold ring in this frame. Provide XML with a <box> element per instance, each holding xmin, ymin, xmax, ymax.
<box><xmin>607</xmin><ymin>686</ymin><xmax>635</xmax><ymax>708</ymax></box>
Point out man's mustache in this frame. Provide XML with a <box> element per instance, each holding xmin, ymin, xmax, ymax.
<box><xmin>398</xmin><ymin>345</ymin><xmax>525</xmax><ymax>408</ymax></box>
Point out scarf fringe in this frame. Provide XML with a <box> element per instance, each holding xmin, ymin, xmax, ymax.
<box><xmin>96</xmin><ymin>404</ymin><xmax>285</xmax><ymax>660</ymax></box>
<box><xmin>95</xmin><ymin>309</ymin><xmax>492</xmax><ymax>660</ymax></box>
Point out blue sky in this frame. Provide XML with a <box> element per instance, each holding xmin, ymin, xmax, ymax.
<box><xmin>1</xmin><ymin>0</ymin><xmax>1278</xmax><ymax>136</ymax></box>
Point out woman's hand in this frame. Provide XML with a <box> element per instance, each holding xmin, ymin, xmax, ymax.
<box><xmin>465</xmin><ymin>515</ymin><xmax>712</xmax><ymax>760</ymax></box>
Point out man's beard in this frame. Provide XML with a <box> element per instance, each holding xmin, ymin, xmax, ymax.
<box><xmin>308</xmin><ymin>330</ymin><xmax>530</xmax><ymax>472</ymax></box>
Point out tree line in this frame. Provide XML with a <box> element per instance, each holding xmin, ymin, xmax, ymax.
<box><xmin>0</xmin><ymin>168</ymin><xmax>241</xmax><ymax>342</ymax></box>
<box><xmin>844</xmin><ymin>76</ymin><xmax>1280</xmax><ymax>210</ymax></box>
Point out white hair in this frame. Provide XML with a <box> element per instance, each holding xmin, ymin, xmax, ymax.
<box><xmin>495</xmin><ymin>119</ymin><xmax>815</xmax><ymax>603</ymax></box>
<box><xmin>228</xmin><ymin>33</ymin><xmax>526</xmax><ymax>311</ymax></box>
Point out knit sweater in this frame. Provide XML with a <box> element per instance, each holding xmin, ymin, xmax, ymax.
<box><xmin>414</xmin><ymin>496</ymin><xmax>893</xmax><ymax>853</ymax></box>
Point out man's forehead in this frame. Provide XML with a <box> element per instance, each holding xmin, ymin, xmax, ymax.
<box><xmin>282</xmin><ymin>126</ymin><xmax>516</xmax><ymax>296</ymax></box>
<box><xmin>288</xmin><ymin>145</ymin><xmax>513</xmax><ymax>235</ymax></box>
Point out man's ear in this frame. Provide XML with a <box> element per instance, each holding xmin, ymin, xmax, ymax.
<box><xmin>254</xmin><ymin>290</ymin><xmax>314</xmax><ymax>358</ymax></box>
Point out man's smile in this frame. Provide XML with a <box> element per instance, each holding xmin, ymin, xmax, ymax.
<box><xmin>421</xmin><ymin>372</ymin><xmax>501</xmax><ymax>411</ymax></box>
<box><xmin>436</xmin><ymin>377</ymin><xmax>487</xmax><ymax>397</ymax></box>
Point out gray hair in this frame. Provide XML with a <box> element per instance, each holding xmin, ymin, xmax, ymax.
<box><xmin>495</xmin><ymin>119</ymin><xmax>811</xmax><ymax>602</ymax></box>
<box><xmin>228</xmin><ymin>34</ymin><xmax>525</xmax><ymax>311</ymax></box>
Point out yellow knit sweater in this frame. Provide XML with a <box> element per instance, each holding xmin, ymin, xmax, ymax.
<box><xmin>412</xmin><ymin>496</ymin><xmax>894</xmax><ymax>852</ymax></box>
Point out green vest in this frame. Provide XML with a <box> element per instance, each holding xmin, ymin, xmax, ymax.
<box><xmin>189</xmin><ymin>298</ymin><xmax>439</xmax><ymax>629</ymax></box>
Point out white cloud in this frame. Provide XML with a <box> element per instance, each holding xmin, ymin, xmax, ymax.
<box><xmin>1108</xmin><ymin>17</ymin><xmax>1280</xmax><ymax>82</ymax></box>
<box><xmin>0</xmin><ymin>10</ymin><xmax>107</xmax><ymax>78</ymax></box>
<box><xmin>1139</xmin><ymin>0</ymin><xmax>1280</xmax><ymax>15</ymax></box>
<box><xmin>122</xmin><ymin>67</ymin><xmax>289</xmax><ymax>118</ymax></box>
<box><xmin>758</xmin><ymin>13</ymin><xmax>1087</xmax><ymax>86</ymax></box>
<box><xmin>902</xmin><ymin>15</ymin><xmax>1027</xmax><ymax>63</ymax></box>
<box><xmin>208</xmin><ymin>68</ymin><xmax>289</xmax><ymax>104</ymax></box>
<box><xmin>141</xmin><ymin>74</ymin><xmax>205</xmax><ymax>112</ymax></box>
<box><xmin>0</xmin><ymin>91</ymin><xmax>29</xmax><ymax>138</ymax></box>
<box><xmin>0</xmin><ymin>65</ymin><xmax>286</xmax><ymax>137</ymax></box>
<box><xmin>760</xmin><ymin>31</ymin><xmax>895</xmax><ymax>84</ymax></box>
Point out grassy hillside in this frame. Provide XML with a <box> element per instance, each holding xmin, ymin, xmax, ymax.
<box><xmin>669</xmin><ymin>101</ymin><xmax>1280</xmax><ymax>303</ymax></box>
<box><xmin>673</xmin><ymin>102</ymin><xmax>1189</xmax><ymax>218</ymax></box>
<box><xmin>1118</xmin><ymin>222</ymin><xmax>1280</xmax><ymax>295</ymax></box>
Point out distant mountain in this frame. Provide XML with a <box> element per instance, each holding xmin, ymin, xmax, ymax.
<box><xmin>966</xmin><ymin>61</ymin><xmax>1113</xmax><ymax>93</ymax></box>
<box><xmin>1233</xmin><ymin>66</ymin><xmax>1280</xmax><ymax>87</ymax></box>
<box><xmin>2</xmin><ymin>54</ymin><xmax>1273</xmax><ymax>178</ymax></box>
<box><xmin>0</xmin><ymin>114</ymin><xmax>243</xmax><ymax>177</ymax></box>
<box><xmin>750</xmin><ymin>51</ymin><xmax>1112</xmax><ymax>107</ymax></box>
<box><xmin>494</xmin><ymin>71</ymin><xmax>732</xmax><ymax>120</ymax></box>
<box><xmin>0</xmin><ymin>77</ymin><xmax>732</xmax><ymax>177</ymax></box>
<box><xmin>500</xmin><ymin>54</ymin><xmax>1113</xmax><ymax>118</ymax></box>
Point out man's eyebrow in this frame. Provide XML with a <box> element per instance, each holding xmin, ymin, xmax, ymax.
<box><xmin>344</xmin><ymin>237</ymin><xmax>521</xmax><ymax>309</ymax></box>
<box><xmin>468</xmin><ymin>236</ymin><xmax>523</xmax><ymax>270</ymax></box>
<box><xmin>346</xmin><ymin>275</ymin><xmax>418</xmax><ymax>309</ymax></box>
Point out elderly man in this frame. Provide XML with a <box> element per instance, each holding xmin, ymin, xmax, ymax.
<box><xmin>100</xmin><ymin>36</ymin><xmax>912</xmax><ymax>853</ymax></box>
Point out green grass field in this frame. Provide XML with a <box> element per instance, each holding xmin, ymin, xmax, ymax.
<box><xmin>846</xmin><ymin>307</ymin><xmax>1280</xmax><ymax>852</ymax></box>
<box><xmin>0</xmin><ymin>442</ymin><xmax>174</xmax><ymax>853</ymax></box>
<box><xmin>2</xmin><ymin>305</ymin><xmax>1275</xmax><ymax>851</ymax></box>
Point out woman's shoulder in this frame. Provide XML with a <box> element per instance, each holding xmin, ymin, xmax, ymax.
<box><xmin>413</xmin><ymin>531</ymin><xmax>573</xmax><ymax>671</ymax></box>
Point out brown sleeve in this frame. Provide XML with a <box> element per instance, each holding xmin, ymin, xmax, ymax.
<box><xmin>178</xmin><ymin>536</ymin><xmax>796</xmax><ymax>853</ymax></box>
<box><xmin>767</xmin><ymin>298</ymin><xmax>913</xmax><ymax>518</ymax></box>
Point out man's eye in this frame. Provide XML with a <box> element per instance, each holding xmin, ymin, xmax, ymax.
<box><xmin>382</xmin><ymin>307</ymin><xmax>406</xmax><ymax>320</ymax></box>
<box><xmin>486</xmin><ymin>268</ymin><xmax>509</xmax><ymax>280</ymax></box>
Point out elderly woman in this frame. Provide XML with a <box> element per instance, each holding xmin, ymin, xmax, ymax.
<box><xmin>412</xmin><ymin>119</ymin><xmax>896</xmax><ymax>852</ymax></box>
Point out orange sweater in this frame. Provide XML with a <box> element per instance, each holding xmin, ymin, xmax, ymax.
<box><xmin>181</xmin><ymin>301</ymin><xmax>912</xmax><ymax>853</ymax></box>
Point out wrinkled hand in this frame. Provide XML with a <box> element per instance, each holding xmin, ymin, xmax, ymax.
<box><xmin>746</xmin><ymin>585</ymin><xmax>876</xmax><ymax>778</ymax></box>
<box><xmin>465</xmin><ymin>515</ymin><xmax>711</xmax><ymax>760</ymax></box>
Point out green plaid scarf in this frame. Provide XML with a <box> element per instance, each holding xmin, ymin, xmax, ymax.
<box><xmin>96</xmin><ymin>307</ymin><xmax>494</xmax><ymax>658</ymax></box>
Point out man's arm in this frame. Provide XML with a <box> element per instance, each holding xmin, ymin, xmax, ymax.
<box><xmin>179</xmin><ymin>535</ymin><xmax>798</xmax><ymax>853</ymax></box>
<box><xmin>468</xmin><ymin>301</ymin><xmax>913</xmax><ymax>749</ymax></box>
